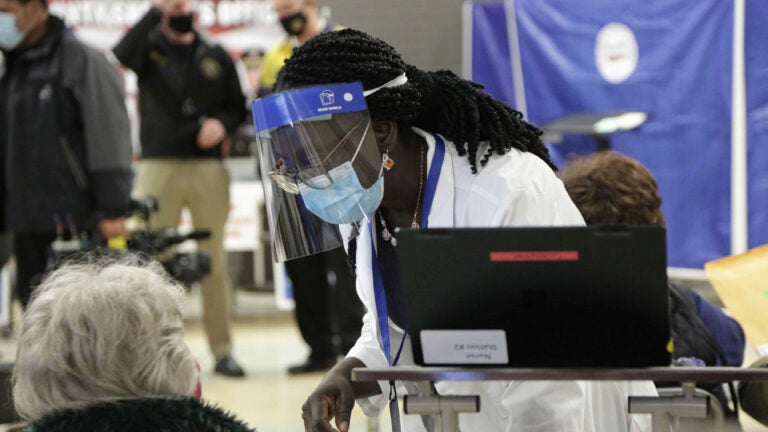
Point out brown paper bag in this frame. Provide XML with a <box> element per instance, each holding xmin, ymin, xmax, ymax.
<box><xmin>705</xmin><ymin>245</ymin><xmax>768</xmax><ymax>357</ymax></box>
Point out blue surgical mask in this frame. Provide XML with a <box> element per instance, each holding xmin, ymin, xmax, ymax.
<box><xmin>0</xmin><ymin>12</ymin><xmax>23</xmax><ymax>51</ymax></box>
<box><xmin>299</xmin><ymin>161</ymin><xmax>384</xmax><ymax>224</ymax></box>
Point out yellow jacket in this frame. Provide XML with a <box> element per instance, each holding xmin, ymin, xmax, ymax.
<box><xmin>260</xmin><ymin>23</ymin><xmax>343</xmax><ymax>91</ymax></box>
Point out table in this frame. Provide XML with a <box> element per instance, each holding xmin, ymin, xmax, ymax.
<box><xmin>352</xmin><ymin>367</ymin><xmax>768</xmax><ymax>432</ymax></box>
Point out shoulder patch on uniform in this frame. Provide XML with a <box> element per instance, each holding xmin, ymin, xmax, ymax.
<box><xmin>200</xmin><ymin>57</ymin><xmax>222</xmax><ymax>80</ymax></box>
<box><xmin>149</xmin><ymin>50</ymin><xmax>168</xmax><ymax>66</ymax></box>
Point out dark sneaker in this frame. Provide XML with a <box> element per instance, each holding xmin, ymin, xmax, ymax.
<box><xmin>214</xmin><ymin>355</ymin><xmax>246</xmax><ymax>378</ymax></box>
<box><xmin>287</xmin><ymin>356</ymin><xmax>337</xmax><ymax>375</ymax></box>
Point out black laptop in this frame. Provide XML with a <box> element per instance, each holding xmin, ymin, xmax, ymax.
<box><xmin>395</xmin><ymin>225</ymin><xmax>671</xmax><ymax>368</ymax></box>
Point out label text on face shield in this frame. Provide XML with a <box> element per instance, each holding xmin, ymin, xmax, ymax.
<box><xmin>252</xmin><ymin>82</ymin><xmax>368</xmax><ymax>133</ymax></box>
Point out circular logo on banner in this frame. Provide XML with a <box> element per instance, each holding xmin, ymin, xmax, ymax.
<box><xmin>595</xmin><ymin>22</ymin><xmax>639</xmax><ymax>84</ymax></box>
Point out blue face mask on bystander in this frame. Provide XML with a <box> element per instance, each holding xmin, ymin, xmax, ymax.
<box><xmin>0</xmin><ymin>12</ymin><xmax>24</xmax><ymax>51</ymax></box>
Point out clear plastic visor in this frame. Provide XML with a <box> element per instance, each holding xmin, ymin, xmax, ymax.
<box><xmin>258</xmin><ymin>112</ymin><xmax>382</xmax><ymax>194</ymax></box>
<box><xmin>252</xmin><ymin>82</ymin><xmax>383</xmax><ymax>261</ymax></box>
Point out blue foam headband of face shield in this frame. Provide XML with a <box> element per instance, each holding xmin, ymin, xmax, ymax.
<box><xmin>251</xmin><ymin>82</ymin><xmax>368</xmax><ymax>133</ymax></box>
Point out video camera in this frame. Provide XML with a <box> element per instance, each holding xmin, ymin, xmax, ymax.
<box><xmin>49</xmin><ymin>197</ymin><xmax>212</xmax><ymax>287</ymax></box>
<box><xmin>126</xmin><ymin>197</ymin><xmax>212</xmax><ymax>287</ymax></box>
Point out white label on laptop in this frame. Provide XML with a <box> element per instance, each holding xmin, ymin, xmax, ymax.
<box><xmin>421</xmin><ymin>330</ymin><xmax>508</xmax><ymax>364</ymax></box>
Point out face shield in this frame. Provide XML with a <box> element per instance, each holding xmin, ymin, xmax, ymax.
<box><xmin>252</xmin><ymin>77</ymin><xmax>406</xmax><ymax>262</ymax></box>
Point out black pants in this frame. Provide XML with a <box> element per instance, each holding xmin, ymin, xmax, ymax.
<box><xmin>285</xmin><ymin>247</ymin><xmax>364</xmax><ymax>361</ymax></box>
<box><xmin>13</xmin><ymin>232</ymin><xmax>56</xmax><ymax>308</ymax></box>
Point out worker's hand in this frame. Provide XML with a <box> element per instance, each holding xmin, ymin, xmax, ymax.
<box><xmin>197</xmin><ymin>117</ymin><xmax>227</xmax><ymax>149</ymax></box>
<box><xmin>99</xmin><ymin>217</ymin><xmax>128</xmax><ymax>238</ymax></box>
<box><xmin>302</xmin><ymin>370</ymin><xmax>356</xmax><ymax>432</ymax></box>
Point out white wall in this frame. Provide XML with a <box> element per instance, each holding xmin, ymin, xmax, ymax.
<box><xmin>322</xmin><ymin>0</ymin><xmax>466</xmax><ymax>73</ymax></box>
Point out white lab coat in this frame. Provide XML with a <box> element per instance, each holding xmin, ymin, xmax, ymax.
<box><xmin>344</xmin><ymin>128</ymin><xmax>657</xmax><ymax>431</ymax></box>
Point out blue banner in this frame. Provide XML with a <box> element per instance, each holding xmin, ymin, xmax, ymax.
<box><xmin>470</xmin><ymin>0</ymin><xmax>734</xmax><ymax>268</ymax></box>
<box><xmin>471</xmin><ymin>2</ymin><xmax>517</xmax><ymax>109</ymax></box>
<box><xmin>746</xmin><ymin>0</ymin><xmax>768</xmax><ymax>248</ymax></box>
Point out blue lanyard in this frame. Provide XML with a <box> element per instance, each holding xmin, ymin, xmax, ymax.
<box><xmin>369</xmin><ymin>134</ymin><xmax>446</xmax><ymax>429</ymax></box>
<box><xmin>371</xmin><ymin>133</ymin><xmax>445</xmax><ymax>362</ymax></box>
<box><xmin>370</xmin><ymin>218</ymin><xmax>404</xmax><ymax>430</ymax></box>
<box><xmin>421</xmin><ymin>134</ymin><xmax>445</xmax><ymax>227</ymax></box>
<box><xmin>370</xmin><ymin>233</ymin><xmax>394</xmax><ymax>363</ymax></box>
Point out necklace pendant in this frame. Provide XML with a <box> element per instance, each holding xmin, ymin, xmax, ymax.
<box><xmin>377</xmin><ymin>209</ymin><xmax>398</xmax><ymax>247</ymax></box>
<box><xmin>382</xmin><ymin>227</ymin><xmax>397</xmax><ymax>247</ymax></box>
<box><xmin>411</xmin><ymin>221</ymin><xmax>420</xmax><ymax>229</ymax></box>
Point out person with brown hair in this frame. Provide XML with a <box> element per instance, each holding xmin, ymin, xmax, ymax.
<box><xmin>559</xmin><ymin>151</ymin><xmax>665</xmax><ymax>226</ymax></box>
<box><xmin>560</xmin><ymin>150</ymin><xmax>746</xmax><ymax>423</ymax></box>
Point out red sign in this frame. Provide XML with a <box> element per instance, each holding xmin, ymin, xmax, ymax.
<box><xmin>489</xmin><ymin>251</ymin><xmax>580</xmax><ymax>262</ymax></box>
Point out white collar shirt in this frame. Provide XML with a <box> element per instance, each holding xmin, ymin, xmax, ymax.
<box><xmin>342</xmin><ymin>128</ymin><xmax>656</xmax><ymax>432</ymax></box>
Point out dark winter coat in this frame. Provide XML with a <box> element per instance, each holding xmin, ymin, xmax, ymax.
<box><xmin>112</xmin><ymin>8</ymin><xmax>246</xmax><ymax>159</ymax></box>
<box><xmin>666</xmin><ymin>283</ymin><xmax>745</xmax><ymax>421</ymax></box>
<box><xmin>23</xmin><ymin>397</ymin><xmax>256</xmax><ymax>432</ymax></box>
<box><xmin>0</xmin><ymin>16</ymin><xmax>133</xmax><ymax>233</ymax></box>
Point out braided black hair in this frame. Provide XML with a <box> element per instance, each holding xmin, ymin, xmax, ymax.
<box><xmin>275</xmin><ymin>28</ymin><xmax>556</xmax><ymax>172</ymax></box>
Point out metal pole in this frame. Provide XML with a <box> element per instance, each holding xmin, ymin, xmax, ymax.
<box><xmin>731</xmin><ymin>0</ymin><xmax>748</xmax><ymax>255</ymax></box>
<box><xmin>404</xmin><ymin>395</ymin><xmax>480</xmax><ymax>432</ymax></box>
<box><xmin>629</xmin><ymin>382</ymin><xmax>710</xmax><ymax>432</ymax></box>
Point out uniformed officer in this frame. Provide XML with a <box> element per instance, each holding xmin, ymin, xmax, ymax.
<box><xmin>113</xmin><ymin>0</ymin><xmax>247</xmax><ymax>377</ymax></box>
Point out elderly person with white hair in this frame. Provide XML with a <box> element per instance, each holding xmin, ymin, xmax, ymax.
<box><xmin>12</xmin><ymin>258</ymin><xmax>256</xmax><ymax>432</ymax></box>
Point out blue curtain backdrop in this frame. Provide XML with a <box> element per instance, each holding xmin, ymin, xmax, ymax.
<box><xmin>746</xmin><ymin>0</ymin><xmax>768</xmax><ymax>248</ymax></box>
<box><xmin>471</xmin><ymin>2</ymin><xmax>516</xmax><ymax>108</ymax></box>
<box><xmin>470</xmin><ymin>0</ymin><xmax>735</xmax><ymax>269</ymax></box>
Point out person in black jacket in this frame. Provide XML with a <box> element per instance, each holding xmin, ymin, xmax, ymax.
<box><xmin>0</xmin><ymin>0</ymin><xmax>132</xmax><ymax>308</ymax></box>
<box><xmin>113</xmin><ymin>0</ymin><xmax>247</xmax><ymax>378</ymax></box>
<box><xmin>12</xmin><ymin>258</ymin><xmax>257</xmax><ymax>432</ymax></box>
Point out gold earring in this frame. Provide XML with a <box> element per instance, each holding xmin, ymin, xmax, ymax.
<box><xmin>383</xmin><ymin>152</ymin><xmax>395</xmax><ymax>170</ymax></box>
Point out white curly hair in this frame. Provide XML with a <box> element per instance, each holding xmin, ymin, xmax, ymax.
<box><xmin>12</xmin><ymin>257</ymin><xmax>198</xmax><ymax>420</ymax></box>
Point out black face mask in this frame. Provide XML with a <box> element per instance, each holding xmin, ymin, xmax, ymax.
<box><xmin>168</xmin><ymin>13</ymin><xmax>194</xmax><ymax>34</ymax></box>
<box><xmin>279</xmin><ymin>11</ymin><xmax>307</xmax><ymax>37</ymax></box>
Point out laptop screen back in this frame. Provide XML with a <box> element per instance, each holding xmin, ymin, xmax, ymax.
<box><xmin>395</xmin><ymin>225</ymin><xmax>671</xmax><ymax>367</ymax></box>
